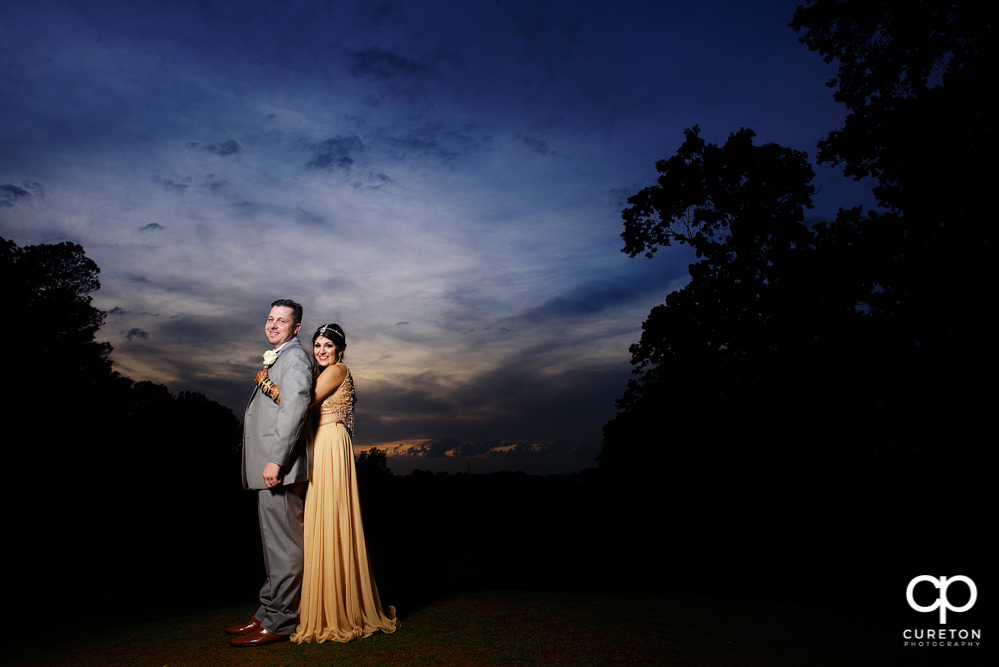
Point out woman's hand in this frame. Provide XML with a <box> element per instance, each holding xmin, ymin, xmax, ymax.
<box><xmin>256</xmin><ymin>368</ymin><xmax>281</xmax><ymax>404</ymax></box>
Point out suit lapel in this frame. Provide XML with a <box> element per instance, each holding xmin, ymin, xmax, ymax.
<box><xmin>247</xmin><ymin>337</ymin><xmax>304</xmax><ymax>408</ymax></box>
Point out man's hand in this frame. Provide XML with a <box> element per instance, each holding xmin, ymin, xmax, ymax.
<box><xmin>262</xmin><ymin>462</ymin><xmax>282</xmax><ymax>488</ymax></box>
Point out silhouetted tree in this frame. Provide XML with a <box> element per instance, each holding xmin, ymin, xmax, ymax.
<box><xmin>602</xmin><ymin>0</ymin><xmax>993</xmax><ymax>484</ymax></box>
<box><xmin>791</xmin><ymin>0</ymin><xmax>992</xmax><ymax>213</ymax></box>
<box><xmin>357</xmin><ymin>446</ymin><xmax>391</xmax><ymax>476</ymax></box>
<box><xmin>4</xmin><ymin>235</ymin><xmax>240</xmax><ymax>453</ymax></box>
<box><xmin>791</xmin><ymin>0</ymin><xmax>995</xmax><ymax>454</ymax></box>
<box><xmin>602</xmin><ymin>128</ymin><xmax>873</xmax><ymax>481</ymax></box>
<box><xmin>3</xmin><ymin>236</ymin><xmax>129</xmax><ymax>467</ymax></box>
<box><xmin>4</xmin><ymin>236</ymin><xmax>113</xmax><ymax>376</ymax></box>
<box><xmin>5</xmin><ymin>235</ymin><xmax>247</xmax><ymax>617</ymax></box>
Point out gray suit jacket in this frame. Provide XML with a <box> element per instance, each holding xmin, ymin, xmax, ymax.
<box><xmin>241</xmin><ymin>336</ymin><xmax>314</xmax><ymax>490</ymax></box>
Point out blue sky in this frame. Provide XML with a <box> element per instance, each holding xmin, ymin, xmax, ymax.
<box><xmin>1</xmin><ymin>0</ymin><xmax>873</xmax><ymax>474</ymax></box>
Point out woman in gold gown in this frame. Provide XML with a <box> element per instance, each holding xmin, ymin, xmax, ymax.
<box><xmin>257</xmin><ymin>323</ymin><xmax>398</xmax><ymax>643</ymax></box>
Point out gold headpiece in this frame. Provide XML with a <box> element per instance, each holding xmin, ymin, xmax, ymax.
<box><xmin>318</xmin><ymin>324</ymin><xmax>345</xmax><ymax>343</ymax></box>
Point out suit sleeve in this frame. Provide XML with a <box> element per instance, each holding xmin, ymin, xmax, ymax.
<box><xmin>266</xmin><ymin>344</ymin><xmax>312</xmax><ymax>468</ymax></box>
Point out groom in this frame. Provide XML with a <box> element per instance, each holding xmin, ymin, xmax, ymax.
<box><xmin>228</xmin><ymin>299</ymin><xmax>314</xmax><ymax>647</ymax></box>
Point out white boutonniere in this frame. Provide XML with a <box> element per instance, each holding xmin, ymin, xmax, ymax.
<box><xmin>262</xmin><ymin>350</ymin><xmax>278</xmax><ymax>367</ymax></box>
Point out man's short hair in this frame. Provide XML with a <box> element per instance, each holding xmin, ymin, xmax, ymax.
<box><xmin>271</xmin><ymin>299</ymin><xmax>303</xmax><ymax>326</ymax></box>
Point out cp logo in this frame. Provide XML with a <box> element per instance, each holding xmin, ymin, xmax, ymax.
<box><xmin>906</xmin><ymin>575</ymin><xmax>977</xmax><ymax>624</ymax></box>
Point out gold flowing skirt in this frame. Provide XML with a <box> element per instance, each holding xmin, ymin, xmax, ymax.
<box><xmin>290</xmin><ymin>422</ymin><xmax>398</xmax><ymax>643</ymax></box>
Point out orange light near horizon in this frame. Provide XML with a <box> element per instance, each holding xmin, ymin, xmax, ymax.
<box><xmin>352</xmin><ymin>439</ymin><xmax>432</xmax><ymax>457</ymax></box>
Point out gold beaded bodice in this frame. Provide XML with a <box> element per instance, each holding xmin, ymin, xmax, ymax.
<box><xmin>319</xmin><ymin>364</ymin><xmax>355</xmax><ymax>435</ymax></box>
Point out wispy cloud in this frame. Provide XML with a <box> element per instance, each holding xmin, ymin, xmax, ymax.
<box><xmin>307</xmin><ymin>135</ymin><xmax>365</xmax><ymax>171</ymax></box>
<box><xmin>348</xmin><ymin>48</ymin><xmax>433</xmax><ymax>81</ymax></box>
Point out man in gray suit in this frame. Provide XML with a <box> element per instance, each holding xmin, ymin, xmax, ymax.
<box><xmin>228</xmin><ymin>299</ymin><xmax>313</xmax><ymax>647</ymax></box>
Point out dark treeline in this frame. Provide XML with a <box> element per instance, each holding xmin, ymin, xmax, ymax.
<box><xmin>356</xmin><ymin>460</ymin><xmax>608</xmax><ymax>602</ymax></box>
<box><xmin>4</xmin><ymin>236</ymin><xmax>252</xmax><ymax>619</ymax></box>
<box><xmin>599</xmin><ymin>0</ymin><xmax>993</xmax><ymax>613</ymax></box>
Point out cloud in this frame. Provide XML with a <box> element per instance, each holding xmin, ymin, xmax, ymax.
<box><xmin>345</xmin><ymin>46</ymin><xmax>448</xmax><ymax>105</ymax></box>
<box><xmin>125</xmin><ymin>328</ymin><xmax>148</xmax><ymax>341</ymax></box>
<box><xmin>307</xmin><ymin>135</ymin><xmax>365</xmax><ymax>171</ymax></box>
<box><xmin>294</xmin><ymin>206</ymin><xmax>328</xmax><ymax>227</ymax></box>
<box><xmin>364</xmin><ymin>381</ymin><xmax>457</xmax><ymax>423</ymax></box>
<box><xmin>1</xmin><ymin>182</ymin><xmax>43</xmax><ymax>206</ymax></box>
<box><xmin>417</xmin><ymin>437</ymin><xmax>461</xmax><ymax>458</ymax></box>
<box><xmin>516</xmin><ymin>134</ymin><xmax>554</xmax><ymax>156</ymax></box>
<box><xmin>0</xmin><ymin>185</ymin><xmax>30</xmax><ymax>207</ymax></box>
<box><xmin>375</xmin><ymin>123</ymin><xmax>493</xmax><ymax>167</ymax></box>
<box><xmin>206</xmin><ymin>178</ymin><xmax>228</xmax><ymax>194</ymax></box>
<box><xmin>155</xmin><ymin>176</ymin><xmax>192</xmax><ymax>192</ymax></box>
<box><xmin>186</xmin><ymin>140</ymin><xmax>242</xmax><ymax>157</ymax></box>
<box><xmin>204</xmin><ymin>140</ymin><xmax>241</xmax><ymax>157</ymax></box>
<box><xmin>348</xmin><ymin>48</ymin><xmax>431</xmax><ymax>81</ymax></box>
<box><xmin>140</xmin><ymin>223</ymin><xmax>165</xmax><ymax>232</ymax></box>
<box><xmin>383</xmin><ymin>125</ymin><xmax>460</xmax><ymax>163</ymax></box>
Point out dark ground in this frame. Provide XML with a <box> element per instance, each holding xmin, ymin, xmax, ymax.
<box><xmin>11</xmin><ymin>463</ymin><xmax>993</xmax><ymax>665</ymax></box>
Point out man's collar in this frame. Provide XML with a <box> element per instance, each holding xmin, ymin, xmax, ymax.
<box><xmin>273</xmin><ymin>336</ymin><xmax>298</xmax><ymax>354</ymax></box>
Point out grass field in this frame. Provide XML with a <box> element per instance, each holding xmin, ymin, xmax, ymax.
<box><xmin>11</xmin><ymin>470</ymin><xmax>992</xmax><ymax>665</ymax></box>
<box><xmin>11</xmin><ymin>589</ymin><xmax>937</xmax><ymax>666</ymax></box>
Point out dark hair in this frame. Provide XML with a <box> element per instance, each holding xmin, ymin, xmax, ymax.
<box><xmin>271</xmin><ymin>299</ymin><xmax>303</xmax><ymax>326</ymax></box>
<box><xmin>313</xmin><ymin>323</ymin><xmax>346</xmax><ymax>350</ymax></box>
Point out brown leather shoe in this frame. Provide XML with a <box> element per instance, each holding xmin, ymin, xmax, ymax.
<box><xmin>230</xmin><ymin>627</ymin><xmax>290</xmax><ymax>647</ymax></box>
<box><xmin>225</xmin><ymin>617</ymin><xmax>261</xmax><ymax>635</ymax></box>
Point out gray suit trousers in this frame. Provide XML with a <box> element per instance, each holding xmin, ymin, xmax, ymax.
<box><xmin>254</xmin><ymin>481</ymin><xmax>307</xmax><ymax>634</ymax></box>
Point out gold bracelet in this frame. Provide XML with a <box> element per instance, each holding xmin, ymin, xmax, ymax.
<box><xmin>258</xmin><ymin>376</ymin><xmax>280</xmax><ymax>403</ymax></box>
